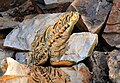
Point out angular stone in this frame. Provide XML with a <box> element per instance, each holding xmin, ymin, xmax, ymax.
<box><xmin>104</xmin><ymin>0</ymin><xmax>120</xmax><ymax>33</ymax></box>
<box><xmin>103</xmin><ymin>33</ymin><xmax>120</xmax><ymax>47</ymax></box>
<box><xmin>15</xmin><ymin>52</ymin><xmax>29</xmax><ymax>64</ymax></box>
<box><xmin>102</xmin><ymin>0</ymin><xmax>120</xmax><ymax>47</ymax></box>
<box><xmin>51</xmin><ymin>32</ymin><xmax>98</xmax><ymax>65</ymax></box>
<box><xmin>0</xmin><ymin>49</ymin><xmax>14</xmax><ymax>64</ymax></box>
<box><xmin>4</xmin><ymin>13</ymin><xmax>65</xmax><ymax>51</ymax></box>
<box><xmin>0</xmin><ymin>49</ymin><xmax>14</xmax><ymax>76</ymax></box>
<box><xmin>67</xmin><ymin>0</ymin><xmax>112</xmax><ymax>34</ymax></box>
<box><xmin>90</xmin><ymin>51</ymin><xmax>111</xmax><ymax>83</ymax></box>
<box><xmin>36</xmin><ymin>0</ymin><xmax>73</xmax><ymax>5</ymax></box>
<box><xmin>61</xmin><ymin>63</ymin><xmax>91</xmax><ymax>83</ymax></box>
<box><xmin>0</xmin><ymin>57</ymin><xmax>91</xmax><ymax>83</ymax></box>
<box><xmin>107</xmin><ymin>50</ymin><xmax>120</xmax><ymax>83</ymax></box>
<box><xmin>0</xmin><ymin>17</ymin><xmax>19</xmax><ymax>30</ymax></box>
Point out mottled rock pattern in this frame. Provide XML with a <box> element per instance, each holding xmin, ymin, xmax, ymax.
<box><xmin>0</xmin><ymin>50</ymin><xmax>14</xmax><ymax>77</ymax></box>
<box><xmin>103</xmin><ymin>33</ymin><xmax>120</xmax><ymax>46</ymax></box>
<box><xmin>0</xmin><ymin>0</ymin><xmax>26</xmax><ymax>11</ymax></box>
<box><xmin>67</xmin><ymin>0</ymin><xmax>113</xmax><ymax>34</ymax></box>
<box><xmin>103</xmin><ymin>0</ymin><xmax>120</xmax><ymax>47</ymax></box>
<box><xmin>90</xmin><ymin>51</ymin><xmax>111</xmax><ymax>82</ymax></box>
<box><xmin>104</xmin><ymin>0</ymin><xmax>120</xmax><ymax>33</ymax></box>
<box><xmin>107</xmin><ymin>50</ymin><xmax>120</xmax><ymax>83</ymax></box>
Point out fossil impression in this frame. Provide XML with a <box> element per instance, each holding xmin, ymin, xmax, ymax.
<box><xmin>29</xmin><ymin>12</ymin><xmax>79</xmax><ymax>66</ymax></box>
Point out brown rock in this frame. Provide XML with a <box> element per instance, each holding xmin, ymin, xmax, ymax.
<box><xmin>103</xmin><ymin>0</ymin><xmax>120</xmax><ymax>47</ymax></box>
<box><xmin>0</xmin><ymin>0</ymin><xmax>35</xmax><ymax>22</ymax></box>
<box><xmin>90</xmin><ymin>51</ymin><xmax>111</xmax><ymax>82</ymax></box>
<box><xmin>104</xmin><ymin>0</ymin><xmax>120</xmax><ymax>33</ymax></box>
<box><xmin>0</xmin><ymin>0</ymin><xmax>26</xmax><ymax>12</ymax></box>
<box><xmin>107</xmin><ymin>50</ymin><xmax>120</xmax><ymax>83</ymax></box>
<box><xmin>61</xmin><ymin>63</ymin><xmax>91</xmax><ymax>83</ymax></box>
<box><xmin>103</xmin><ymin>33</ymin><xmax>120</xmax><ymax>46</ymax></box>
<box><xmin>67</xmin><ymin>0</ymin><xmax>113</xmax><ymax>34</ymax></box>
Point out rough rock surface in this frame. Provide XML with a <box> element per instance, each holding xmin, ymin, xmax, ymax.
<box><xmin>0</xmin><ymin>49</ymin><xmax>14</xmax><ymax>77</ymax></box>
<box><xmin>0</xmin><ymin>57</ymin><xmax>91</xmax><ymax>83</ymax></box>
<box><xmin>4</xmin><ymin>13</ymin><xmax>64</xmax><ymax>51</ymax></box>
<box><xmin>67</xmin><ymin>0</ymin><xmax>113</xmax><ymax>34</ymax></box>
<box><xmin>104</xmin><ymin>0</ymin><xmax>120</xmax><ymax>33</ymax></box>
<box><xmin>107</xmin><ymin>50</ymin><xmax>120</xmax><ymax>83</ymax></box>
<box><xmin>90</xmin><ymin>51</ymin><xmax>111</xmax><ymax>82</ymax></box>
<box><xmin>103</xmin><ymin>0</ymin><xmax>120</xmax><ymax>47</ymax></box>
<box><xmin>0</xmin><ymin>0</ymin><xmax>26</xmax><ymax>12</ymax></box>
<box><xmin>103</xmin><ymin>33</ymin><xmax>120</xmax><ymax>47</ymax></box>
<box><xmin>0</xmin><ymin>17</ymin><xmax>19</xmax><ymax>30</ymax></box>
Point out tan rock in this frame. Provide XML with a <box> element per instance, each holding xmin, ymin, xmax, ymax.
<box><xmin>0</xmin><ymin>57</ymin><xmax>91</xmax><ymax>83</ymax></box>
<box><xmin>107</xmin><ymin>50</ymin><xmax>120</xmax><ymax>83</ymax></box>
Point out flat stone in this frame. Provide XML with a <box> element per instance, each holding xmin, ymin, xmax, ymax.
<box><xmin>51</xmin><ymin>32</ymin><xmax>98</xmax><ymax>65</ymax></box>
<box><xmin>103</xmin><ymin>33</ymin><xmax>120</xmax><ymax>46</ymax></box>
<box><xmin>107</xmin><ymin>50</ymin><xmax>120</xmax><ymax>83</ymax></box>
<box><xmin>67</xmin><ymin>0</ymin><xmax>112</xmax><ymax>34</ymax></box>
<box><xmin>0</xmin><ymin>17</ymin><xmax>19</xmax><ymax>30</ymax></box>
<box><xmin>4</xmin><ymin>13</ymin><xmax>64</xmax><ymax>51</ymax></box>
<box><xmin>0</xmin><ymin>57</ymin><xmax>91</xmax><ymax>83</ymax></box>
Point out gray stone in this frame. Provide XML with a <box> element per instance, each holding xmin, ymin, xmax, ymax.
<box><xmin>0</xmin><ymin>17</ymin><xmax>19</xmax><ymax>30</ymax></box>
<box><xmin>4</xmin><ymin>13</ymin><xmax>64</xmax><ymax>51</ymax></box>
<box><xmin>15</xmin><ymin>52</ymin><xmax>29</xmax><ymax>64</ymax></box>
<box><xmin>90</xmin><ymin>51</ymin><xmax>111</xmax><ymax>83</ymax></box>
<box><xmin>51</xmin><ymin>32</ymin><xmax>98</xmax><ymax>64</ymax></box>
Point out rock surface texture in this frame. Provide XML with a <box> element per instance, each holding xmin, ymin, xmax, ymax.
<box><xmin>4</xmin><ymin>13</ymin><xmax>64</xmax><ymax>51</ymax></box>
<box><xmin>0</xmin><ymin>57</ymin><xmax>91</xmax><ymax>83</ymax></box>
<box><xmin>103</xmin><ymin>0</ymin><xmax>120</xmax><ymax>47</ymax></box>
<box><xmin>107</xmin><ymin>50</ymin><xmax>120</xmax><ymax>83</ymax></box>
<box><xmin>67</xmin><ymin>0</ymin><xmax>113</xmax><ymax>34</ymax></box>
